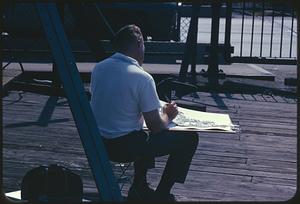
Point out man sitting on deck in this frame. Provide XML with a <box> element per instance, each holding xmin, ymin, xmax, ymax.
<box><xmin>90</xmin><ymin>24</ymin><xmax>199</xmax><ymax>202</ymax></box>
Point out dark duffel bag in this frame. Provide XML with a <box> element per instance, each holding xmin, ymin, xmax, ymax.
<box><xmin>21</xmin><ymin>164</ymin><xmax>83</xmax><ymax>202</ymax></box>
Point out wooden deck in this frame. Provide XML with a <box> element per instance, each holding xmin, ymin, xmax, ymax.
<box><xmin>2</xmin><ymin>84</ymin><xmax>297</xmax><ymax>201</ymax></box>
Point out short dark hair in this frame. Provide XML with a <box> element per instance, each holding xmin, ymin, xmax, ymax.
<box><xmin>111</xmin><ymin>24</ymin><xmax>143</xmax><ymax>52</ymax></box>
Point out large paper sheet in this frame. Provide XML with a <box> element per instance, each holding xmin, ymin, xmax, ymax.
<box><xmin>144</xmin><ymin>101</ymin><xmax>236</xmax><ymax>133</ymax></box>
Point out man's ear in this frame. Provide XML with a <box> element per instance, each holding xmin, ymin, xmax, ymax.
<box><xmin>137</xmin><ymin>39</ymin><xmax>143</xmax><ymax>47</ymax></box>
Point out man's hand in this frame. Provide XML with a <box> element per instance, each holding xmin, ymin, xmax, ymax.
<box><xmin>162</xmin><ymin>101</ymin><xmax>178</xmax><ymax>121</ymax></box>
<box><xmin>143</xmin><ymin>101</ymin><xmax>178</xmax><ymax>134</ymax></box>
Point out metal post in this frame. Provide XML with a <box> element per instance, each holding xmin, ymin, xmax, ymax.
<box><xmin>0</xmin><ymin>0</ymin><xmax>6</xmax><ymax>185</ymax></box>
<box><xmin>52</xmin><ymin>63</ymin><xmax>61</xmax><ymax>88</ymax></box>
<box><xmin>190</xmin><ymin>8</ymin><xmax>199</xmax><ymax>81</ymax></box>
<box><xmin>296</xmin><ymin>13</ymin><xmax>300</xmax><ymax>85</ymax></box>
<box><xmin>35</xmin><ymin>3</ymin><xmax>123</xmax><ymax>201</ymax></box>
<box><xmin>289</xmin><ymin>9</ymin><xmax>295</xmax><ymax>58</ymax></box>
<box><xmin>240</xmin><ymin>1</ymin><xmax>245</xmax><ymax>57</ymax></box>
<box><xmin>224</xmin><ymin>1</ymin><xmax>232</xmax><ymax>62</ymax></box>
<box><xmin>250</xmin><ymin>2</ymin><xmax>255</xmax><ymax>57</ymax></box>
<box><xmin>179</xmin><ymin>3</ymin><xmax>200</xmax><ymax>82</ymax></box>
<box><xmin>207</xmin><ymin>2</ymin><xmax>221</xmax><ymax>85</ymax></box>
<box><xmin>270</xmin><ymin>8</ymin><xmax>275</xmax><ymax>57</ymax></box>
<box><xmin>176</xmin><ymin>2</ymin><xmax>181</xmax><ymax>42</ymax></box>
<box><xmin>280</xmin><ymin>10</ymin><xmax>284</xmax><ymax>58</ymax></box>
<box><xmin>260</xmin><ymin>2</ymin><xmax>265</xmax><ymax>57</ymax></box>
<box><xmin>52</xmin><ymin>2</ymin><xmax>64</xmax><ymax>88</ymax></box>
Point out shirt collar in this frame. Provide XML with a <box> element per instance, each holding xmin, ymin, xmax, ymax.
<box><xmin>111</xmin><ymin>52</ymin><xmax>142</xmax><ymax>69</ymax></box>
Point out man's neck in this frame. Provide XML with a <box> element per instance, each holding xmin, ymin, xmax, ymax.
<box><xmin>119</xmin><ymin>50</ymin><xmax>142</xmax><ymax>66</ymax></box>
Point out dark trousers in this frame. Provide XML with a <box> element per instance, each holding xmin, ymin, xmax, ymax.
<box><xmin>103</xmin><ymin>130</ymin><xmax>199</xmax><ymax>183</ymax></box>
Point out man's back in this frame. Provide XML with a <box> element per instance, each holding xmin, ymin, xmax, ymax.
<box><xmin>90</xmin><ymin>52</ymin><xmax>160</xmax><ymax>139</ymax></box>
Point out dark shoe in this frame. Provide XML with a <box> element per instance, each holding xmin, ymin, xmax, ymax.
<box><xmin>127</xmin><ymin>184</ymin><xmax>155</xmax><ymax>201</ymax></box>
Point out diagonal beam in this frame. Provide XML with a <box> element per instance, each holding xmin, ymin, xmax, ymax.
<box><xmin>35</xmin><ymin>3</ymin><xmax>123</xmax><ymax>201</ymax></box>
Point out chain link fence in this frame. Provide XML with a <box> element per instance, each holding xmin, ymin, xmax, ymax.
<box><xmin>179</xmin><ymin>17</ymin><xmax>191</xmax><ymax>42</ymax></box>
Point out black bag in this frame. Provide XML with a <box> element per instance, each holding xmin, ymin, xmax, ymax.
<box><xmin>21</xmin><ymin>164</ymin><xmax>83</xmax><ymax>202</ymax></box>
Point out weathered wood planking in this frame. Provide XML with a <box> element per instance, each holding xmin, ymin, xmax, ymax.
<box><xmin>2</xmin><ymin>90</ymin><xmax>297</xmax><ymax>201</ymax></box>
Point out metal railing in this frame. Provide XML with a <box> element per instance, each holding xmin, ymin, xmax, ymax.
<box><xmin>177</xmin><ymin>1</ymin><xmax>297</xmax><ymax>64</ymax></box>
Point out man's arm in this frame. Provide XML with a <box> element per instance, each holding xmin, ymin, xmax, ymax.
<box><xmin>143</xmin><ymin>102</ymin><xmax>178</xmax><ymax>134</ymax></box>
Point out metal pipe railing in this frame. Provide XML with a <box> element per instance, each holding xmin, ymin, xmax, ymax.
<box><xmin>240</xmin><ymin>1</ymin><xmax>245</xmax><ymax>57</ymax></box>
<box><xmin>225</xmin><ymin>1</ymin><xmax>232</xmax><ymax>61</ymax></box>
<box><xmin>289</xmin><ymin>9</ymin><xmax>295</xmax><ymax>58</ymax></box>
<box><xmin>269</xmin><ymin>8</ymin><xmax>275</xmax><ymax>57</ymax></box>
<box><xmin>177</xmin><ymin>1</ymin><xmax>297</xmax><ymax>64</ymax></box>
<box><xmin>279</xmin><ymin>10</ymin><xmax>284</xmax><ymax>57</ymax></box>
<box><xmin>250</xmin><ymin>2</ymin><xmax>255</xmax><ymax>57</ymax></box>
<box><xmin>259</xmin><ymin>2</ymin><xmax>265</xmax><ymax>57</ymax></box>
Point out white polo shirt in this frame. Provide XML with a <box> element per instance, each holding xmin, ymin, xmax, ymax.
<box><xmin>90</xmin><ymin>52</ymin><xmax>161</xmax><ymax>139</ymax></box>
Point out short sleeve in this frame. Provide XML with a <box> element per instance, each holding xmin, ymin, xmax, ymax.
<box><xmin>138</xmin><ymin>78</ymin><xmax>161</xmax><ymax>113</ymax></box>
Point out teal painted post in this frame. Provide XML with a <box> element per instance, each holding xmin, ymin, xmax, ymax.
<box><xmin>35</xmin><ymin>3</ymin><xmax>123</xmax><ymax>202</ymax></box>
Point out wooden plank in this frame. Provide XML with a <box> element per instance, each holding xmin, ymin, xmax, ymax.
<box><xmin>239</xmin><ymin>121</ymin><xmax>296</xmax><ymax>131</ymax></box>
<box><xmin>251</xmin><ymin>176</ymin><xmax>296</xmax><ymax>187</ymax></box>
<box><xmin>198</xmin><ymin>132</ymin><xmax>240</xmax><ymax>141</ymax></box>
<box><xmin>173</xmin><ymin>182</ymin><xmax>296</xmax><ymax>201</ymax></box>
<box><xmin>236</xmin><ymin>116</ymin><xmax>297</xmax><ymax>125</ymax></box>
<box><xmin>154</xmin><ymin>155</ymin><xmax>296</xmax><ymax>177</ymax></box>
<box><xmin>196</xmin><ymin>140</ymin><xmax>246</xmax><ymax>155</ymax></box>
<box><xmin>246</xmin><ymin>159</ymin><xmax>296</xmax><ymax>173</ymax></box>
<box><xmin>240</xmin><ymin>133</ymin><xmax>297</xmax><ymax>149</ymax></box>
<box><xmin>148</xmin><ymin>169</ymin><xmax>295</xmax><ymax>200</ymax></box>
<box><xmin>240</xmin><ymin>126</ymin><xmax>296</xmax><ymax>137</ymax></box>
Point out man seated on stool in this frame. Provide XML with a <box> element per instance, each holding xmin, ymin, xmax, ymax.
<box><xmin>90</xmin><ymin>24</ymin><xmax>199</xmax><ymax>201</ymax></box>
